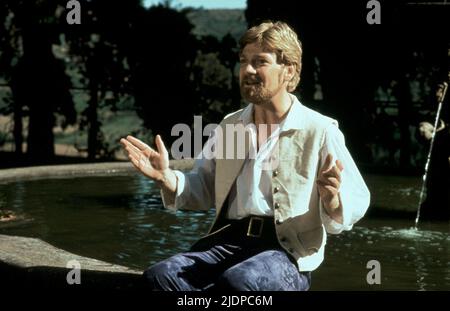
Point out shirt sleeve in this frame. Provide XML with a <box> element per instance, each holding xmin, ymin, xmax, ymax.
<box><xmin>319</xmin><ymin>123</ymin><xmax>371</xmax><ymax>234</ymax></box>
<box><xmin>160</xmin><ymin>130</ymin><xmax>217</xmax><ymax>212</ymax></box>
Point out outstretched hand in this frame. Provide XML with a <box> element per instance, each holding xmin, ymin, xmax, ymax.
<box><xmin>317</xmin><ymin>154</ymin><xmax>344</xmax><ymax>220</ymax></box>
<box><xmin>120</xmin><ymin>135</ymin><xmax>170</xmax><ymax>182</ymax></box>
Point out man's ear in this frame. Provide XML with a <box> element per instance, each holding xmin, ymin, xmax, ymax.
<box><xmin>284</xmin><ymin>65</ymin><xmax>295</xmax><ymax>82</ymax></box>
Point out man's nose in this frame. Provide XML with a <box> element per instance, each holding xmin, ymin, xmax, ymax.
<box><xmin>243</xmin><ymin>63</ymin><xmax>257</xmax><ymax>75</ymax></box>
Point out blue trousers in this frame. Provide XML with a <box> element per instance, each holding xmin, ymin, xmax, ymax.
<box><xmin>143</xmin><ymin>239</ymin><xmax>311</xmax><ymax>291</ymax></box>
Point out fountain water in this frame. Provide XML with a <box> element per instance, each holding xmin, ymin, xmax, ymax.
<box><xmin>415</xmin><ymin>80</ymin><xmax>448</xmax><ymax>229</ymax></box>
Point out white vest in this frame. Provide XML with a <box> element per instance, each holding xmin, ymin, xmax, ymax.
<box><xmin>209</xmin><ymin>103</ymin><xmax>338</xmax><ymax>260</ymax></box>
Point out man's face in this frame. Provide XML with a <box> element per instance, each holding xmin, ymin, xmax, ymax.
<box><xmin>239</xmin><ymin>42</ymin><xmax>287</xmax><ymax>104</ymax></box>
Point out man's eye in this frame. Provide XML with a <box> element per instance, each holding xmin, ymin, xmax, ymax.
<box><xmin>256</xmin><ymin>59</ymin><xmax>268</xmax><ymax>65</ymax></box>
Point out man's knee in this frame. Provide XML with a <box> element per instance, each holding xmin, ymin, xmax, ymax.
<box><xmin>143</xmin><ymin>261</ymin><xmax>166</xmax><ymax>280</ymax></box>
<box><xmin>215</xmin><ymin>250</ymin><xmax>311</xmax><ymax>291</ymax></box>
<box><xmin>217</xmin><ymin>266</ymin><xmax>310</xmax><ymax>291</ymax></box>
<box><xmin>143</xmin><ymin>261</ymin><xmax>171</xmax><ymax>289</ymax></box>
<box><xmin>142</xmin><ymin>255</ymin><xmax>190</xmax><ymax>290</ymax></box>
<box><xmin>216</xmin><ymin>267</ymin><xmax>253</xmax><ymax>291</ymax></box>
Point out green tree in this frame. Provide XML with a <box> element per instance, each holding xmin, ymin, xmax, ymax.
<box><xmin>63</xmin><ymin>0</ymin><xmax>141</xmax><ymax>160</ymax></box>
<box><xmin>127</xmin><ymin>4</ymin><xmax>200</xmax><ymax>148</ymax></box>
<box><xmin>0</xmin><ymin>0</ymin><xmax>76</xmax><ymax>163</ymax></box>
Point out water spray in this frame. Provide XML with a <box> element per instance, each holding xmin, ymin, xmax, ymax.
<box><xmin>415</xmin><ymin>79</ymin><xmax>449</xmax><ymax>229</ymax></box>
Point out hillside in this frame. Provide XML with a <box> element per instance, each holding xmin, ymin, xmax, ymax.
<box><xmin>186</xmin><ymin>9</ymin><xmax>247</xmax><ymax>40</ymax></box>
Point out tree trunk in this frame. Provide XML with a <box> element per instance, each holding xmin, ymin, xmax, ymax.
<box><xmin>27</xmin><ymin>104</ymin><xmax>55</xmax><ymax>163</ymax></box>
<box><xmin>13</xmin><ymin>101</ymin><xmax>23</xmax><ymax>155</ymax></box>
<box><xmin>87</xmin><ymin>84</ymin><xmax>99</xmax><ymax>160</ymax></box>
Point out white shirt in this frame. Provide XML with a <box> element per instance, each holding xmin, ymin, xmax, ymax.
<box><xmin>164</xmin><ymin>98</ymin><xmax>370</xmax><ymax>271</ymax></box>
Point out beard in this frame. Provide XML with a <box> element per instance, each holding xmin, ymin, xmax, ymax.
<box><xmin>240</xmin><ymin>73</ymin><xmax>284</xmax><ymax>105</ymax></box>
<box><xmin>240</xmin><ymin>83</ymin><xmax>274</xmax><ymax>105</ymax></box>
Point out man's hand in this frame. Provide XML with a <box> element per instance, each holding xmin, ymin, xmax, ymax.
<box><xmin>317</xmin><ymin>154</ymin><xmax>344</xmax><ymax>223</ymax></box>
<box><xmin>120</xmin><ymin>135</ymin><xmax>177</xmax><ymax>192</ymax></box>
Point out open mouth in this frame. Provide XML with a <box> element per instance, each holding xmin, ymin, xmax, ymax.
<box><xmin>244</xmin><ymin>80</ymin><xmax>260</xmax><ymax>86</ymax></box>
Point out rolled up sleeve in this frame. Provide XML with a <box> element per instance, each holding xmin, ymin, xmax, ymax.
<box><xmin>319</xmin><ymin>124</ymin><xmax>371</xmax><ymax>234</ymax></box>
<box><xmin>160</xmin><ymin>131</ymin><xmax>217</xmax><ymax>212</ymax></box>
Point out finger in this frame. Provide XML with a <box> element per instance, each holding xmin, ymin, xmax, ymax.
<box><xmin>129</xmin><ymin>143</ymin><xmax>143</xmax><ymax>155</ymax></box>
<box><xmin>316</xmin><ymin>181</ymin><xmax>339</xmax><ymax>195</ymax></box>
<box><xmin>120</xmin><ymin>138</ymin><xmax>132</xmax><ymax>150</ymax></box>
<box><xmin>155</xmin><ymin>135</ymin><xmax>168</xmax><ymax>157</ymax></box>
<box><xmin>121</xmin><ymin>138</ymin><xmax>140</xmax><ymax>155</ymax></box>
<box><xmin>317</xmin><ymin>177</ymin><xmax>340</xmax><ymax>189</ymax></box>
<box><xmin>126</xmin><ymin>145</ymin><xmax>141</xmax><ymax>160</ymax></box>
<box><xmin>129</xmin><ymin>155</ymin><xmax>145</xmax><ymax>172</ymax></box>
<box><xmin>125</xmin><ymin>145</ymin><xmax>141</xmax><ymax>163</ymax></box>
<box><xmin>322</xmin><ymin>165</ymin><xmax>342</xmax><ymax>182</ymax></box>
<box><xmin>322</xmin><ymin>185</ymin><xmax>339</xmax><ymax>196</ymax></box>
<box><xmin>321</xmin><ymin>154</ymin><xmax>333</xmax><ymax>173</ymax></box>
<box><xmin>336</xmin><ymin>159</ymin><xmax>344</xmax><ymax>172</ymax></box>
<box><xmin>325</xmin><ymin>177</ymin><xmax>340</xmax><ymax>188</ymax></box>
<box><xmin>127</xmin><ymin>135</ymin><xmax>155</xmax><ymax>158</ymax></box>
<box><xmin>126</xmin><ymin>135</ymin><xmax>153</xmax><ymax>152</ymax></box>
<box><xmin>129</xmin><ymin>152</ymin><xmax>150</xmax><ymax>171</ymax></box>
<box><xmin>322</xmin><ymin>164</ymin><xmax>341</xmax><ymax>177</ymax></box>
<box><xmin>128</xmin><ymin>153</ymin><xmax>140</xmax><ymax>168</ymax></box>
<box><xmin>122</xmin><ymin>138</ymin><xmax>142</xmax><ymax>154</ymax></box>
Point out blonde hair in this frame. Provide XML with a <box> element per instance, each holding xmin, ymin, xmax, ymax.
<box><xmin>239</xmin><ymin>21</ymin><xmax>303</xmax><ymax>92</ymax></box>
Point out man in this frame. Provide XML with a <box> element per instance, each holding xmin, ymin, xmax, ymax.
<box><xmin>120</xmin><ymin>21</ymin><xmax>370</xmax><ymax>291</ymax></box>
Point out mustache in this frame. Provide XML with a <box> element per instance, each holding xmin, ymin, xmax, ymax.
<box><xmin>242</xmin><ymin>76</ymin><xmax>261</xmax><ymax>84</ymax></box>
